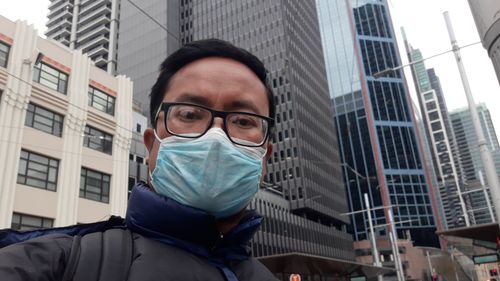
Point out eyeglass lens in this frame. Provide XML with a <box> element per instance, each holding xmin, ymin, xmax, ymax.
<box><xmin>165</xmin><ymin>104</ymin><xmax>268</xmax><ymax>145</ymax></box>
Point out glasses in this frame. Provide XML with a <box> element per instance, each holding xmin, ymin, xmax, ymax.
<box><xmin>155</xmin><ymin>102</ymin><xmax>274</xmax><ymax>147</ymax></box>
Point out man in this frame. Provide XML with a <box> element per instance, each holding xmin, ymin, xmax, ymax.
<box><xmin>0</xmin><ymin>39</ymin><xmax>277</xmax><ymax>281</ymax></box>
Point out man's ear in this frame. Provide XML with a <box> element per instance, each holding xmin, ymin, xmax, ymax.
<box><xmin>265</xmin><ymin>142</ymin><xmax>273</xmax><ymax>159</ymax></box>
<box><xmin>144</xmin><ymin>128</ymin><xmax>155</xmax><ymax>153</ymax></box>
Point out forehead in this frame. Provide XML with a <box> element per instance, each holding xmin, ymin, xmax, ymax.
<box><xmin>163</xmin><ymin>57</ymin><xmax>269</xmax><ymax>115</ymax></box>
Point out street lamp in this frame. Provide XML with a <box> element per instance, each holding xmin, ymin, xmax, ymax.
<box><xmin>443</xmin><ymin>12</ymin><xmax>500</xmax><ymax>227</ymax></box>
<box><xmin>372</xmin><ymin>13</ymin><xmax>500</xmax><ymax>231</ymax></box>
<box><xmin>341</xmin><ymin>194</ymin><xmax>405</xmax><ymax>281</ymax></box>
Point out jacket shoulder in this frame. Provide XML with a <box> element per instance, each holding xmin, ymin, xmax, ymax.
<box><xmin>0</xmin><ymin>234</ymin><xmax>73</xmax><ymax>281</ymax></box>
<box><xmin>233</xmin><ymin>257</ymin><xmax>278</xmax><ymax>281</ymax></box>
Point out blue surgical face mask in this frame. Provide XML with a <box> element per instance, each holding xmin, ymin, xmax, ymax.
<box><xmin>150</xmin><ymin>128</ymin><xmax>266</xmax><ymax>218</ymax></box>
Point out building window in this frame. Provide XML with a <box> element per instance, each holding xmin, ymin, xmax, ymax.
<box><xmin>136</xmin><ymin>156</ymin><xmax>144</xmax><ymax>164</ymax></box>
<box><xmin>83</xmin><ymin>126</ymin><xmax>113</xmax><ymax>155</ymax></box>
<box><xmin>11</xmin><ymin>213</ymin><xmax>53</xmax><ymax>231</ymax></box>
<box><xmin>80</xmin><ymin>167</ymin><xmax>110</xmax><ymax>203</ymax></box>
<box><xmin>17</xmin><ymin>150</ymin><xmax>59</xmax><ymax>191</ymax></box>
<box><xmin>88</xmin><ymin>86</ymin><xmax>115</xmax><ymax>116</ymax></box>
<box><xmin>25</xmin><ymin>103</ymin><xmax>63</xmax><ymax>137</ymax></box>
<box><xmin>128</xmin><ymin>177</ymin><xmax>136</xmax><ymax>198</ymax></box>
<box><xmin>0</xmin><ymin>41</ymin><xmax>10</xmax><ymax>68</ymax></box>
<box><xmin>426</xmin><ymin>101</ymin><xmax>437</xmax><ymax>111</ymax></box>
<box><xmin>32</xmin><ymin>62</ymin><xmax>68</xmax><ymax>94</ymax></box>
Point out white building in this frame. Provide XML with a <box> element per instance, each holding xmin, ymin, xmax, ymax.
<box><xmin>0</xmin><ymin>15</ymin><xmax>133</xmax><ymax>229</ymax></box>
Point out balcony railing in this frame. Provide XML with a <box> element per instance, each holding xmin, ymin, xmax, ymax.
<box><xmin>76</xmin><ymin>25</ymin><xmax>109</xmax><ymax>46</ymax></box>
<box><xmin>79</xmin><ymin>0</ymin><xmax>110</xmax><ymax>17</ymax></box>
<box><xmin>49</xmin><ymin>27</ymin><xmax>71</xmax><ymax>41</ymax></box>
<box><xmin>86</xmin><ymin>44</ymin><xmax>108</xmax><ymax>58</ymax></box>
<box><xmin>46</xmin><ymin>18</ymin><xmax>72</xmax><ymax>37</ymax></box>
<box><xmin>77</xmin><ymin>33</ymin><xmax>109</xmax><ymax>52</ymax></box>
<box><xmin>78</xmin><ymin>4</ymin><xmax>110</xmax><ymax>27</ymax></box>
<box><xmin>48</xmin><ymin>2</ymin><xmax>73</xmax><ymax>19</ymax></box>
<box><xmin>46</xmin><ymin>8</ymin><xmax>72</xmax><ymax>28</ymax></box>
<box><xmin>77</xmin><ymin>15</ymin><xmax>109</xmax><ymax>36</ymax></box>
<box><xmin>48</xmin><ymin>0</ymin><xmax>65</xmax><ymax>10</ymax></box>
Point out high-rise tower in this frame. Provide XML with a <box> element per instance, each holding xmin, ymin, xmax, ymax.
<box><xmin>45</xmin><ymin>0</ymin><xmax>120</xmax><ymax>74</ymax></box>
<box><xmin>450</xmin><ymin>104</ymin><xmax>499</xmax><ymax>224</ymax></box>
<box><xmin>402</xmin><ymin>32</ymin><xmax>466</xmax><ymax>229</ymax></box>
<box><xmin>318</xmin><ymin>0</ymin><xmax>442</xmax><ymax>247</ymax></box>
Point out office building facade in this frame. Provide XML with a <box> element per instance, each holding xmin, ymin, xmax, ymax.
<box><xmin>467</xmin><ymin>0</ymin><xmax>500</xmax><ymax>86</ymax></box>
<box><xmin>318</xmin><ymin>0</ymin><xmax>441</xmax><ymax>248</ymax></box>
<box><xmin>181</xmin><ymin>0</ymin><xmax>354</xmax><ymax>260</ymax></box>
<box><xmin>402</xmin><ymin>34</ymin><xmax>466</xmax><ymax>228</ymax></box>
<box><xmin>46</xmin><ymin>0</ymin><xmax>120</xmax><ymax>74</ymax></box>
<box><xmin>0</xmin><ymin>16</ymin><xmax>133</xmax><ymax>228</ymax></box>
<box><xmin>128</xmin><ymin>104</ymin><xmax>148</xmax><ymax>196</ymax></box>
<box><xmin>450</xmin><ymin>104</ymin><xmax>499</xmax><ymax>223</ymax></box>
<box><xmin>116</xmin><ymin>0</ymin><xmax>180</xmax><ymax>117</ymax></box>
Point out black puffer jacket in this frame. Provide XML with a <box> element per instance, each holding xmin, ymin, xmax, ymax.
<box><xmin>0</xmin><ymin>183</ymin><xmax>277</xmax><ymax>281</ymax></box>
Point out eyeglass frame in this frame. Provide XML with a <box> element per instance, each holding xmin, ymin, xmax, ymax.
<box><xmin>154</xmin><ymin>102</ymin><xmax>275</xmax><ymax>147</ymax></box>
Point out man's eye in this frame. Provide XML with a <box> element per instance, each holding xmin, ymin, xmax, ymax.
<box><xmin>173</xmin><ymin>107</ymin><xmax>205</xmax><ymax>121</ymax></box>
<box><xmin>231</xmin><ymin>116</ymin><xmax>258</xmax><ymax>128</ymax></box>
<box><xmin>179</xmin><ymin>110</ymin><xmax>199</xmax><ymax>119</ymax></box>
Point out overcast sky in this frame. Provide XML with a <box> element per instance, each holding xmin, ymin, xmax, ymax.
<box><xmin>3</xmin><ymin>0</ymin><xmax>500</xmax><ymax>136</ymax></box>
<box><xmin>389</xmin><ymin>0</ymin><xmax>500</xmax><ymax>130</ymax></box>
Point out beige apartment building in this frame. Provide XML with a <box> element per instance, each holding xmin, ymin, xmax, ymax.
<box><xmin>0</xmin><ymin>15</ymin><xmax>133</xmax><ymax>229</ymax></box>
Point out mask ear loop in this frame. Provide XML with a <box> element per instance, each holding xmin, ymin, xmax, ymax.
<box><xmin>150</xmin><ymin>104</ymin><xmax>163</xmax><ymax>192</ymax></box>
<box><xmin>153</xmin><ymin>129</ymin><xmax>163</xmax><ymax>142</ymax></box>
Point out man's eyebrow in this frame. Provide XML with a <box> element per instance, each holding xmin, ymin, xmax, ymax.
<box><xmin>228</xmin><ymin>100</ymin><xmax>263</xmax><ymax>115</ymax></box>
<box><xmin>173</xmin><ymin>93</ymin><xmax>266</xmax><ymax>115</ymax></box>
<box><xmin>173</xmin><ymin>93</ymin><xmax>211</xmax><ymax>106</ymax></box>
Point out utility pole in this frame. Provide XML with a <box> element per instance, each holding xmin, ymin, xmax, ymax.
<box><xmin>364</xmin><ymin>193</ymin><xmax>383</xmax><ymax>281</ymax></box>
<box><xmin>444</xmin><ymin>11</ymin><xmax>500</xmax><ymax>227</ymax></box>
<box><xmin>388</xmin><ymin>209</ymin><xmax>405</xmax><ymax>281</ymax></box>
<box><xmin>478</xmin><ymin>171</ymin><xmax>496</xmax><ymax>222</ymax></box>
<box><xmin>426</xmin><ymin>251</ymin><xmax>434</xmax><ymax>281</ymax></box>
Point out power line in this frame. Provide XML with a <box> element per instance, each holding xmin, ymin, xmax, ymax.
<box><xmin>2</xmin><ymin>67</ymin><xmax>140</xmax><ymax>137</ymax></box>
<box><xmin>0</xmin><ymin>123</ymin><xmax>141</xmax><ymax>140</ymax></box>
<box><xmin>0</xmin><ymin>137</ymin><xmax>137</xmax><ymax>165</ymax></box>
<box><xmin>125</xmin><ymin>0</ymin><xmax>180</xmax><ymax>43</ymax></box>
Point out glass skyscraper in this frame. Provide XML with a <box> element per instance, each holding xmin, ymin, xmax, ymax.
<box><xmin>318</xmin><ymin>0</ymin><xmax>441</xmax><ymax>247</ymax></box>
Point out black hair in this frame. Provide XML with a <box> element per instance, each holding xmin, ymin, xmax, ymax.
<box><xmin>149</xmin><ymin>38</ymin><xmax>275</xmax><ymax>128</ymax></box>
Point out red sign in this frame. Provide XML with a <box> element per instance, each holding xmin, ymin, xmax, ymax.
<box><xmin>290</xmin><ymin>274</ymin><xmax>301</xmax><ymax>281</ymax></box>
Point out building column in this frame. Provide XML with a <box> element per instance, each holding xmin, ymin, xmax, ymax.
<box><xmin>69</xmin><ymin>0</ymin><xmax>80</xmax><ymax>49</ymax></box>
<box><xmin>0</xmin><ymin>21</ymin><xmax>37</xmax><ymax>228</ymax></box>
<box><xmin>54</xmin><ymin>51</ymin><xmax>90</xmax><ymax>227</ymax></box>
<box><xmin>109</xmin><ymin>75</ymin><xmax>133</xmax><ymax>216</ymax></box>
<box><xmin>107</xmin><ymin>0</ymin><xmax>119</xmax><ymax>75</ymax></box>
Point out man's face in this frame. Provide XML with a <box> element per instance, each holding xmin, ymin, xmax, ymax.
<box><xmin>144</xmin><ymin>57</ymin><xmax>272</xmax><ymax>176</ymax></box>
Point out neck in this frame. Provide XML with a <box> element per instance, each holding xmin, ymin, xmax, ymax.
<box><xmin>215</xmin><ymin>210</ymin><xmax>246</xmax><ymax>234</ymax></box>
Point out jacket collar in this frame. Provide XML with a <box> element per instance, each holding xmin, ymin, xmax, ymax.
<box><xmin>125</xmin><ymin>182</ymin><xmax>262</xmax><ymax>262</ymax></box>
